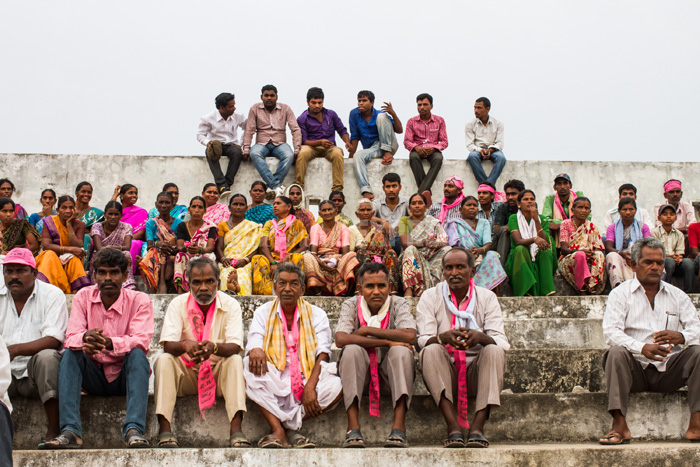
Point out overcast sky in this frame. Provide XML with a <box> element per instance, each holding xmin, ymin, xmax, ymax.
<box><xmin>1</xmin><ymin>0</ymin><xmax>698</xmax><ymax>161</ymax></box>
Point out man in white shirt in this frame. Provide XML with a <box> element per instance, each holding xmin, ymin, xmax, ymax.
<box><xmin>600</xmin><ymin>237</ymin><xmax>700</xmax><ymax>445</ymax></box>
<box><xmin>465</xmin><ymin>97</ymin><xmax>506</xmax><ymax>185</ymax></box>
<box><xmin>154</xmin><ymin>256</ymin><xmax>249</xmax><ymax>448</ymax></box>
<box><xmin>604</xmin><ymin>183</ymin><xmax>653</xmax><ymax>232</ymax></box>
<box><xmin>0</xmin><ymin>335</ymin><xmax>12</xmax><ymax>467</ymax></box>
<box><xmin>244</xmin><ymin>263</ymin><xmax>342</xmax><ymax>448</ymax></box>
<box><xmin>416</xmin><ymin>247</ymin><xmax>510</xmax><ymax>448</ymax></box>
<box><xmin>197</xmin><ymin>92</ymin><xmax>247</xmax><ymax>196</ymax></box>
<box><xmin>0</xmin><ymin>248</ymin><xmax>67</xmax><ymax>448</ymax></box>
<box><xmin>652</xmin><ymin>179</ymin><xmax>697</xmax><ymax>234</ymax></box>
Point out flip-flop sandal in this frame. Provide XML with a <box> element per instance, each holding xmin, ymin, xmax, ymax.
<box><xmin>126</xmin><ymin>430</ymin><xmax>150</xmax><ymax>448</ymax></box>
<box><xmin>383</xmin><ymin>428</ymin><xmax>408</xmax><ymax>448</ymax></box>
<box><xmin>258</xmin><ymin>434</ymin><xmax>286</xmax><ymax>449</ymax></box>
<box><xmin>381</xmin><ymin>156</ymin><xmax>394</xmax><ymax>165</ymax></box>
<box><xmin>40</xmin><ymin>431</ymin><xmax>83</xmax><ymax>450</ymax></box>
<box><xmin>229</xmin><ymin>432</ymin><xmax>252</xmax><ymax>448</ymax></box>
<box><xmin>598</xmin><ymin>431</ymin><xmax>630</xmax><ymax>445</ymax></box>
<box><xmin>343</xmin><ymin>429</ymin><xmax>366</xmax><ymax>448</ymax></box>
<box><xmin>443</xmin><ymin>432</ymin><xmax>466</xmax><ymax>448</ymax></box>
<box><xmin>157</xmin><ymin>431</ymin><xmax>179</xmax><ymax>448</ymax></box>
<box><xmin>466</xmin><ymin>433</ymin><xmax>490</xmax><ymax>448</ymax></box>
<box><xmin>287</xmin><ymin>430</ymin><xmax>316</xmax><ymax>449</ymax></box>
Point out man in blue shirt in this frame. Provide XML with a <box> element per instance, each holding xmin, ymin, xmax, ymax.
<box><xmin>348</xmin><ymin>90</ymin><xmax>403</xmax><ymax>199</ymax></box>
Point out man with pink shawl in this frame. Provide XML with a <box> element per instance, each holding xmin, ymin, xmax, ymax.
<box><xmin>541</xmin><ymin>173</ymin><xmax>587</xmax><ymax>248</ymax></box>
<box><xmin>427</xmin><ymin>176</ymin><xmax>465</xmax><ymax>226</ymax></box>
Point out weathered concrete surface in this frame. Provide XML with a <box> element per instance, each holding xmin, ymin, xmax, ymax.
<box><xmin>12</xmin><ymin>443</ymin><xmax>700</xmax><ymax>467</ymax></box>
<box><xmin>10</xmin><ymin>392</ymin><xmax>694</xmax><ymax>449</ymax></box>
<box><xmin>4</xmin><ymin>153</ymin><xmax>700</xmax><ymax>227</ymax></box>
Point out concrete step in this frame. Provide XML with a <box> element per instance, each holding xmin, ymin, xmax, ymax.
<box><xmin>12</xmin><ymin>443</ymin><xmax>700</xmax><ymax>467</ymax></box>
<box><xmin>10</xmin><ymin>391</ymin><xmax>692</xmax><ymax>450</ymax></box>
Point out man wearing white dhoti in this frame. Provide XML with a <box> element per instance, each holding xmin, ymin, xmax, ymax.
<box><xmin>244</xmin><ymin>262</ymin><xmax>342</xmax><ymax>448</ymax></box>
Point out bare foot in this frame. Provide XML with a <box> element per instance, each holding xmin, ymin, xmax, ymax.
<box><xmin>422</xmin><ymin>190</ymin><xmax>433</xmax><ymax>207</ymax></box>
<box><xmin>362</xmin><ymin>192</ymin><xmax>375</xmax><ymax>201</ymax></box>
<box><xmin>686</xmin><ymin>412</ymin><xmax>700</xmax><ymax>441</ymax></box>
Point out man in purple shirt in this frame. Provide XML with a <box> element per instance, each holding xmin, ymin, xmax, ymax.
<box><xmin>295</xmin><ymin>87</ymin><xmax>351</xmax><ymax>192</ymax></box>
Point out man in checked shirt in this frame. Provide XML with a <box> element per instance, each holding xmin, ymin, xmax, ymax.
<box><xmin>43</xmin><ymin>248</ymin><xmax>154</xmax><ymax>449</ymax></box>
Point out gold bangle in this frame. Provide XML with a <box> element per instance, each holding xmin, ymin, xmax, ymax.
<box><xmin>212</xmin><ymin>342</ymin><xmax>219</xmax><ymax>355</ymax></box>
<box><xmin>537</xmin><ymin>229</ymin><xmax>543</xmax><ymax>233</ymax></box>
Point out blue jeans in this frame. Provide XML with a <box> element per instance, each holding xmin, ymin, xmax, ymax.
<box><xmin>664</xmin><ymin>257</ymin><xmax>696</xmax><ymax>293</ymax></box>
<box><xmin>58</xmin><ymin>348</ymin><xmax>150</xmax><ymax>439</ymax></box>
<box><xmin>467</xmin><ymin>150</ymin><xmax>506</xmax><ymax>185</ymax></box>
<box><xmin>0</xmin><ymin>402</ymin><xmax>11</xmax><ymax>467</ymax></box>
<box><xmin>353</xmin><ymin>113</ymin><xmax>399</xmax><ymax>194</ymax></box>
<box><xmin>249</xmin><ymin>142</ymin><xmax>294</xmax><ymax>189</ymax></box>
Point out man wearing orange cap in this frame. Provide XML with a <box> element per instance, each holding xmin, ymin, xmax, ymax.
<box><xmin>653</xmin><ymin>180</ymin><xmax>696</xmax><ymax>235</ymax></box>
<box><xmin>0</xmin><ymin>248</ymin><xmax>68</xmax><ymax>448</ymax></box>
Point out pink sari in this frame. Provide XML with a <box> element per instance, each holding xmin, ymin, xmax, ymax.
<box><xmin>121</xmin><ymin>205</ymin><xmax>148</xmax><ymax>274</ymax></box>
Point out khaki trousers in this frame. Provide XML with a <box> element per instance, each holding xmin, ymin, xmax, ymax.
<box><xmin>604</xmin><ymin>345</ymin><xmax>700</xmax><ymax>416</ymax></box>
<box><xmin>154</xmin><ymin>353</ymin><xmax>246</xmax><ymax>423</ymax></box>
<box><xmin>337</xmin><ymin>344</ymin><xmax>415</xmax><ymax>410</ymax></box>
<box><xmin>8</xmin><ymin>349</ymin><xmax>60</xmax><ymax>403</ymax></box>
<box><xmin>419</xmin><ymin>343</ymin><xmax>506</xmax><ymax>413</ymax></box>
<box><xmin>295</xmin><ymin>145</ymin><xmax>344</xmax><ymax>192</ymax></box>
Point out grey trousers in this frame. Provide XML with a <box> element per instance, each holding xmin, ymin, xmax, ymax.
<box><xmin>7</xmin><ymin>349</ymin><xmax>60</xmax><ymax>403</ymax></box>
<box><xmin>604</xmin><ymin>345</ymin><xmax>700</xmax><ymax>416</ymax></box>
<box><xmin>419</xmin><ymin>343</ymin><xmax>506</xmax><ymax>413</ymax></box>
<box><xmin>337</xmin><ymin>344</ymin><xmax>415</xmax><ymax>410</ymax></box>
<box><xmin>409</xmin><ymin>150</ymin><xmax>443</xmax><ymax>194</ymax></box>
<box><xmin>0</xmin><ymin>402</ymin><xmax>11</xmax><ymax>467</ymax></box>
<box><xmin>493</xmin><ymin>228</ymin><xmax>511</xmax><ymax>268</ymax></box>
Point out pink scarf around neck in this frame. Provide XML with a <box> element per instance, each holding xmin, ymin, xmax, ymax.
<box><xmin>272</xmin><ymin>215</ymin><xmax>297</xmax><ymax>261</ymax></box>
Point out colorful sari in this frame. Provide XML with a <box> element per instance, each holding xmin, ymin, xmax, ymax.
<box><xmin>251</xmin><ymin>217</ymin><xmax>307</xmax><ymax>295</ymax></box>
<box><xmin>173</xmin><ymin>221</ymin><xmax>217</xmax><ymax>292</ymax></box>
<box><xmin>77</xmin><ymin>206</ymin><xmax>105</xmax><ymax>268</ymax></box>
<box><xmin>295</xmin><ymin>209</ymin><xmax>316</xmax><ymax>234</ymax></box>
<box><xmin>558</xmin><ymin>219</ymin><xmax>606</xmax><ymax>294</ymax></box>
<box><xmin>398</xmin><ymin>215</ymin><xmax>451</xmax><ymax>297</ymax></box>
<box><xmin>245</xmin><ymin>204</ymin><xmax>275</xmax><ymax>225</ymax></box>
<box><xmin>444</xmin><ymin>218</ymin><xmax>508</xmax><ymax>290</ymax></box>
<box><xmin>139</xmin><ymin>217</ymin><xmax>180</xmax><ymax>290</ymax></box>
<box><xmin>148</xmin><ymin>205</ymin><xmax>187</xmax><ymax>221</ymax></box>
<box><xmin>121</xmin><ymin>205</ymin><xmax>148</xmax><ymax>274</ymax></box>
<box><xmin>13</xmin><ymin>204</ymin><xmax>28</xmax><ymax>220</ymax></box>
<box><xmin>316</xmin><ymin>213</ymin><xmax>353</xmax><ymax>227</ymax></box>
<box><xmin>1</xmin><ymin>219</ymin><xmax>40</xmax><ymax>255</ymax></box>
<box><xmin>349</xmin><ymin>222</ymin><xmax>400</xmax><ymax>292</ymax></box>
<box><xmin>218</xmin><ymin>219</ymin><xmax>261</xmax><ymax>295</ymax></box>
<box><xmin>89</xmin><ymin>222</ymin><xmax>135</xmax><ymax>289</ymax></box>
<box><xmin>36</xmin><ymin>215</ymin><xmax>91</xmax><ymax>293</ymax></box>
<box><xmin>204</xmin><ymin>203</ymin><xmax>230</xmax><ymax>226</ymax></box>
<box><xmin>505</xmin><ymin>213</ymin><xmax>557</xmax><ymax>296</ymax></box>
<box><xmin>28</xmin><ymin>211</ymin><xmax>57</xmax><ymax>234</ymax></box>
<box><xmin>303</xmin><ymin>223</ymin><xmax>359</xmax><ymax>296</ymax></box>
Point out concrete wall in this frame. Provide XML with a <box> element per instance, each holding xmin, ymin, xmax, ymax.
<box><xmin>3</xmin><ymin>153</ymin><xmax>699</xmax><ymax>226</ymax></box>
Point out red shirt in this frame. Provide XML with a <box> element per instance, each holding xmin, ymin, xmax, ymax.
<box><xmin>689</xmin><ymin>223</ymin><xmax>700</xmax><ymax>249</ymax></box>
<box><xmin>64</xmin><ymin>286</ymin><xmax>154</xmax><ymax>382</ymax></box>
<box><xmin>403</xmin><ymin>114</ymin><xmax>448</xmax><ymax>152</ymax></box>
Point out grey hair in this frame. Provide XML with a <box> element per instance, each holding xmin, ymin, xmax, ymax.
<box><xmin>355</xmin><ymin>197</ymin><xmax>374</xmax><ymax>212</ymax></box>
<box><xmin>185</xmin><ymin>256</ymin><xmax>220</xmax><ymax>282</ymax></box>
<box><xmin>273</xmin><ymin>262</ymin><xmax>305</xmax><ymax>285</ymax></box>
<box><xmin>630</xmin><ymin>237</ymin><xmax>666</xmax><ymax>263</ymax></box>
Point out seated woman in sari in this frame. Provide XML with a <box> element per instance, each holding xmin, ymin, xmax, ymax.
<box><xmin>202</xmin><ymin>182</ymin><xmax>230</xmax><ymax>226</ymax></box>
<box><xmin>111</xmin><ymin>183</ymin><xmax>148</xmax><ymax>273</ymax></box>
<box><xmin>444</xmin><ymin>196</ymin><xmax>508</xmax><ymax>291</ymax></box>
<box><xmin>605</xmin><ymin>197</ymin><xmax>651</xmax><ymax>289</ymax></box>
<box><xmin>75</xmin><ymin>182</ymin><xmax>105</xmax><ymax>268</ymax></box>
<box><xmin>140</xmin><ymin>192</ymin><xmax>183</xmax><ymax>294</ymax></box>
<box><xmin>37</xmin><ymin>195</ymin><xmax>91</xmax><ymax>294</ymax></box>
<box><xmin>0</xmin><ymin>198</ymin><xmax>41</xmax><ymax>255</ymax></box>
<box><xmin>215</xmin><ymin>193</ymin><xmax>261</xmax><ymax>295</ymax></box>
<box><xmin>147</xmin><ymin>183</ymin><xmax>187</xmax><ymax>221</ymax></box>
<box><xmin>316</xmin><ymin>190</ymin><xmax>353</xmax><ymax>226</ymax></box>
<box><xmin>285</xmin><ymin>184</ymin><xmax>315</xmax><ymax>233</ymax></box>
<box><xmin>505</xmin><ymin>190</ymin><xmax>557</xmax><ymax>297</ymax></box>
<box><xmin>245</xmin><ymin>181</ymin><xmax>275</xmax><ymax>225</ymax></box>
<box><xmin>348</xmin><ymin>198</ymin><xmax>400</xmax><ymax>292</ymax></box>
<box><xmin>398</xmin><ymin>193</ymin><xmax>451</xmax><ymax>297</ymax></box>
<box><xmin>0</xmin><ymin>178</ymin><xmax>28</xmax><ymax>219</ymax></box>
<box><xmin>28</xmin><ymin>188</ymin><xmax>57</xmax><ymax>234</ymax></box>
<box><xmin>558</xmin><ymin>197</ymin><xmax>606</xmax><ymax>295</ymax></box>
<box><xmin>89</xmin><ymin>201</ymin><xmax>135</xmax><ymax>289</ymax></box>
<box><xmin>173</xmin><ymin>196</ymin><xmax>217</xmax><ymax>293</ymax></box>
<box><xmin>250</xmin><ymin>196</ymin><xmax>308</xmax><ymax>295</ymax></box>
<box><xmin>303</xmin><ymin>200</ymin><xmax>359</xmax><ymax>296</ymax></box>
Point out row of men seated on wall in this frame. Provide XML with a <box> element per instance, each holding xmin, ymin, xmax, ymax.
<box><xmin>1</xmin><ymin>239</ymin><xmax>699</xmax><ymax>460</ymax></box>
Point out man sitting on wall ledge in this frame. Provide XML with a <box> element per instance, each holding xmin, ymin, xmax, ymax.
<box><xmin>653</xmin><ymin>179</ymin><xmax>696</xmax><ymax>235</ymax></box>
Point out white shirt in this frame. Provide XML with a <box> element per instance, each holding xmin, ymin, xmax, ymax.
<box><xmin>0</xmin><ymin>280</ymin><xmax>68</xmax><ymax>379</ymax></box>
<box><xmin>196</xmin><ymin>110</ymin><xmax>247</xmax><ymax>146</ymax></box>
<box><xmin>603</xmin><ymin>278</ymin><xmax>700</xmax><ymax>371</ymax></box>
<box><xmin>246</xmin><ymin>301</ymin><xmax>332</xmax><ymax>358</ymax></box>
<box><xmin>604</xmin><ymin>206</ymin><xmax>653</xmax><ymax>232</ymax></box>
<box><xmin>464</xmin><ymin>116</ymin><xmax>504</xmax><ymax>152</ymax></box>
<box><xmin>0</xmin><ymin>335</ymin><xmax>11</xmax><ymax>413</ymax></box>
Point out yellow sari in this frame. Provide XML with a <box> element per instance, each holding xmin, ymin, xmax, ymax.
<box><xmin>218</xmin><ymin>219</ymin><xmax>261</xmax><ymax>295</ymax></box>
<box><xmin>251</xmin><ymin>216</ymin><xmax>307</xmax><ymax>295</ymax></box>
<box><xmin>36</xmin><ymin>215</ymin><xmax>91</xmax><ymax>294</ymax></box>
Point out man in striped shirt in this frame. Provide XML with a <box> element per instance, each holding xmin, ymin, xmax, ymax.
<box><xmin>406</xmin><ymin>93</ymin><xmax>448</xmax><ymax>199</ymax></box>
<box><xmin>600</xmin><ymin>237</ymin><xmax>700</xmax><ymax>445</ymax></box>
